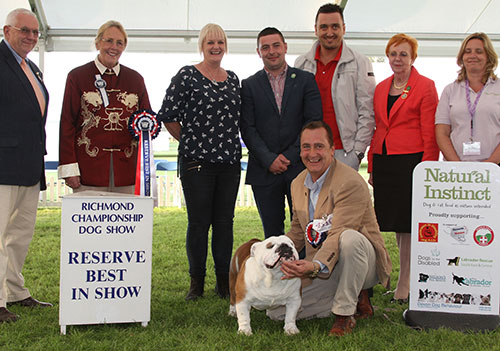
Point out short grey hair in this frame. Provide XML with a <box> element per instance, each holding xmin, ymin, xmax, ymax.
<box><xmin>5</xmin><ymin>8</ymin><xmax>37</xmax><ymax>26</ymax></box>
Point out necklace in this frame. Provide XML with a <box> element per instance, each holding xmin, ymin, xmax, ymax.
<box><xmin>392</xmin><ymin>79</ymin><xmax>407</xmax><ymax>89</ymax></box>
<box><xmin>204</xmin><ymin>63</ymin><xmax>220</xmax><ymax>86</ymax></box>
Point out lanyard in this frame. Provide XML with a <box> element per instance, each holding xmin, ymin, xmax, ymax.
<box><xmin>465</xmin><ymin>79</ymin><xmax>485</xmax><ymax>140</ymax></box>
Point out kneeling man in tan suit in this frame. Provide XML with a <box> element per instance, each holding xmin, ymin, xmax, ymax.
<box><xmin>267</xmin><ymin>120</ymin><xmax>392</xmax><ymax>336</ymax></box>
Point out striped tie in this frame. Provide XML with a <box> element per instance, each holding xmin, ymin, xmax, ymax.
<box><xmin>20</xmin><ymin>59</ymin><xmax>46</xmax><ymax>115</ymax></box>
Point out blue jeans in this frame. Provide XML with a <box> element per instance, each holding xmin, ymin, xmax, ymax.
<box><xmin>179</xmin><ymin>156</ymin><xmax>241</xmax><ymax>277</ymax></box>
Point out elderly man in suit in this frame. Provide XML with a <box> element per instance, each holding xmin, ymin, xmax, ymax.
<box><xmin>0</xmin><ymin>8</ymin><xmax>52</xmax><ymax>323</ymax></box>
<box><xmin>267</xmin><ymin>121</ymin><xmax>392</xmax><ymax>336</ymax></box>
<box><xmin>241</xmin><ymin>27</ymin><xmax>322</xmax><ymax>239</ymax></box>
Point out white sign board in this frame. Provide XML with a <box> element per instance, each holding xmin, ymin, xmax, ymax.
<box><xmin>410</xmin><ymin>161</ymin><xmax>499</xmax><ymax>315</ymax></box>
<box><xmin>59</xmin><ymin>191</ymin><xmax>153</xmax><ymax>334</ymax></box>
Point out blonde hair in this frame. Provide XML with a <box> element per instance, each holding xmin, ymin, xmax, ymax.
<box><xmin>94</xmin><ymin>20</ymin><xmax>128</xmax><ymax>47</ymax></box>
<box><xmin>456</xmin><ymin>32</ymin><xmax>497</xmax><ymax>83</ymax></box>
<box><xmin>198</xmin><ymin>23</ymin><xmax>227</xmax><ymax>55</ymax></box>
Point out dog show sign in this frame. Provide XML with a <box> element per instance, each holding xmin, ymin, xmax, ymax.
<box><xmin>405</xmin><ymin>161</ymin><xmax>500</xmax><ymax>330</ymax></box>
<box><xmin>59</xmin><ymin>191</ymin><xmax>153</xmax><ymax>334</ymax></box>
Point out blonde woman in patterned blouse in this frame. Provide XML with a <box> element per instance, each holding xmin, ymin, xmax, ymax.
<box><xmin>158</xmin><ymin>23</ymin><xmax>242</xmax><ymax>301</ymax></box>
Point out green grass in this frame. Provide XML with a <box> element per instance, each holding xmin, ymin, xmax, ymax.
<box><xmin>1</xmin><ymin>207</ymin><xmax>499</xmax><ymax>350</ymax></box>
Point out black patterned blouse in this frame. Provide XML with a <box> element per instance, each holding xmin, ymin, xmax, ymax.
<box><xmin>158</xmin><ymin>65</ymin><xmax>242</xmax><ymax>164</ymax></box>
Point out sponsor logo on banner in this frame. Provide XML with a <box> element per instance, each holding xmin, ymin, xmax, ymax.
<box><xmin>417</xmin><ymin>254</ymin><xmax>440</xmax><ymax>266</ymax></box>
<box><xmin>446</xmin><ymin>256</ymin><xmax>460</xmax><ymax>266</ymax></box>
<box><xmin>473</xmin><ymin>225</ymin><xmax>494</xmax><ymax>246</ymax></box>
<box><xmin>417</xmin><ymin>289</ymin><xmax>488</xmax><ymax>307</ymax></box>
<box><xmin>444</xmin><ymin>225</ymin><xmax>468</xmax><ymax>243</ymax></box>
<box><xmin>419</xmin><ymin>272</ymin><xmax>446</xmax><ymax>283</ymax></box>
<box><xmin>431</xmin><ymin>247</ymin><xmax>440</xmax><ymax>256</ymax></box>
<box><xmin>452</xmin><ymin>272</ymin><xmax>493</xmax><ymax>288</ymax></box>
<box><xmin>460</xmin><ymin>257</ymin><xmax>493</xmax><ymax>268</ymax></box>
<box><xmin>418</xmin><ymin>223</ymin><xmax>439</xmax><ymax>242</ymax></box>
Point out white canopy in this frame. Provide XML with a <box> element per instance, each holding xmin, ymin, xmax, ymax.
<box><xmin>2</xmin><ymin>0</ymin><xmax>500</xmax><ymax>56</ymax></box>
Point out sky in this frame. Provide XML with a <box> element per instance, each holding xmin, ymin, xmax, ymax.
<box><xmin>29</xmin><ymin>50</ymin><xmax>462</xmax><ymax>162</ymax></box>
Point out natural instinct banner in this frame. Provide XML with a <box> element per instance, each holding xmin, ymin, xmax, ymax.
<box><xmin>410</xmin><ymin>161</ymin><xmax>499</xmax><ymax>315</ymax></box>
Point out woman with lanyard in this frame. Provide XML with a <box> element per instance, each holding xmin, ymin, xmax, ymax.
<box><xmin>435</xmin><ymin>32</ymin><xmax>500</xmax><ymax>164</ymax></box>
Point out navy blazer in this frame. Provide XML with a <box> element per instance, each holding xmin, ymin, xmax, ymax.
<box><xmin>241</xmin><ymin>66</ymin><xmax>322</xmax><ymax>186</ymax></box>
<box><xmin>0</xmin><ymin>40</ymin><xmax>48</xmax><ymax>189</ymax></box>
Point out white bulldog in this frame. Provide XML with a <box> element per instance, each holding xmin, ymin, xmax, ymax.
<box><xmin>228</xmin><ymin>235</ymin><xmax>302</xmax><ymax>335</ymax></box>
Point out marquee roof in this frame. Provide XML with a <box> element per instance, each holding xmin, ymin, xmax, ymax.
<box><xmin>2</xmin><ymin>0</ymin><xmax>499</xmax><ymax>56</ymax></box>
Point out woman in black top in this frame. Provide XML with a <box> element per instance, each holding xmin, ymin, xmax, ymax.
<box><xmin>158</xmin><ymin>23</ymin><xmax>242</xmax><ymax>301</ymax></box>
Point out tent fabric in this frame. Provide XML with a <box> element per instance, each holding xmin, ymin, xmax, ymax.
<box><xmin>1</xmin><ymin>0</ymin><xmax>500</xmax><ymax>56</ymax></box>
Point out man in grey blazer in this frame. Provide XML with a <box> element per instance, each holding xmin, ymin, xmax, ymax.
<box><xmin>0</xmin><ymin>8</ymin><xmax>52</xmax><ymax>323</ymax></box>
<box><xmin>241</xmin><ymin>27</ymin><xmax>322</xmax><ymax>238</ymax></box>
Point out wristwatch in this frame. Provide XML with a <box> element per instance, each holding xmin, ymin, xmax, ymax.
<box><xmin>309</xmin><ymin>262</ymin><xmax>321</xmax><ymax>279</ymax></box>
<box><xmin>355</xmin><ymin>151</ymin><xmax>364</xmax><ymax>161</ymax></box>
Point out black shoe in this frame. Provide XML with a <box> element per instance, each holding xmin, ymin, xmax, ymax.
<box><xmin>185</xmin><ymin>276</ymin><xmax>205</xmax><ymax>301</ymax></box>
<box><xmin>214</xmin><ymin>273</ymin><xmax>229</xmax><ymax>299</ymax></box>
<box><xmin>8</xmin><ymin>296</ymin><xmax>53</xmax><ymax>308</ymax></box>
<box><xmin>390</xmin><ymin>297</ymin><xmax>408</xmax><ymax>304</ymax></box>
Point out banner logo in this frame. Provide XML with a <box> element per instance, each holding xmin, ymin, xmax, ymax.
<box><xmin>419</xmin><ymin>223</ymin><xmax>438</xmax><ymax>242</ymax></box>
<box><xmin>473</xmin><ymin>225</ymin><xmax>494</xmax><ymax>246</ymax></box>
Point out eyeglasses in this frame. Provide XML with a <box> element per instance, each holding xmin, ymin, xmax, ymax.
<box><xmin>9</xmin><ymin>25</ymin><xmax>40</xmax><ymax>37</ymax></box>
<box><xmin>101</xmin><ymin>38</ymin><xmax>125</xmax><ymax>48</ymax></box>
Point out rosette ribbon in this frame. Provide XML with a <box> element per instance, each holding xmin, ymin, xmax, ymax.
<box><xmin>128</xmin><ymin>110</ymin><xmax>161</xmax><ymax>203</ymax></box>
<box><xmin>305</xmin><ymin>222</ymin><xmax>326</xmax><ymax>248</ymax></box>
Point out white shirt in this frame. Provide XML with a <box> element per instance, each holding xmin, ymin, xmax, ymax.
<box><xmin>94</xmin><ymin>56</ymin><xmax>120</xmax><ymax>76</ymax></box>
<box><xmin>435</xmin><ymin>78</ymin><xmax>500</xmax><ymax>161</ymax></box>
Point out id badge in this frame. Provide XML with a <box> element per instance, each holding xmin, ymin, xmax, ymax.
<box><xmin>463</xmin><ymin>141</ymin><xmax>481</xmax><ymax>156</ymax></box>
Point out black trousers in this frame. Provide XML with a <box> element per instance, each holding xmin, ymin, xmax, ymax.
<box><xmin>179</xmin><ymin>156</ymin><xmax>241</xmax><ymax>277</ymax></box>
<box><xmin>251</xmin><ymin>176</ymin><xmax>293</xmax><ymax>239</ymax></box>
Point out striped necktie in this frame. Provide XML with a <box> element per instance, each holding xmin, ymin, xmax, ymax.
<box><xmin>20</xmin><ymin>59</ymin><xmax>46</xmax><ymax>115</ymax></box>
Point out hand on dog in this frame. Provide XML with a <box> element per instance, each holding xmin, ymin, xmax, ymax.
<box><xmin>280</xmin><ymin>259</ymin><xmax>314</xmax><ymax>279</ymax></box>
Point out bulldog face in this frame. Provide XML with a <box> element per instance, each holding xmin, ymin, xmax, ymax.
<box><xmin>250</xmin><ymin>236</ymin><xmax>299</xmax><ymax>270</ymax></box>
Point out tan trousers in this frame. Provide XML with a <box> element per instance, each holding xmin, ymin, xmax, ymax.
<box><xmin>393</xmin><ymin>232</ymin><xmax>411</xmax><ymax>300</ymax></box>
<box><xmin>268</xmin><ymin>229</ymin><xmax>379</xmax><ymax>320</ymax></box>
<box><xmin>0</xmin><ymin>183</ymin><xmax>40</xmax><ymax>307</ymax></box>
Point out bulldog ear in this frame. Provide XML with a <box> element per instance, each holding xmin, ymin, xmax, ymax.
<box><xmin>250</xmin><ymin>242</ymin><xmax>260</xmax><ymax>257</ymax></box>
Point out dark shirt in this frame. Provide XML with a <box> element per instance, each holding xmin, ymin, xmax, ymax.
<box><xmin>158</xmin><ymin>65</ymin><xmax>242</xmax><ymax>164</ymax></box>
<box><xmin>383</xmin><ymin>94</ymin><xmax>401</xmax><ymax>154</ymax></box>
<box><xmin>387</xmin><ymin>94</ymin><xmax>400</xmax><ymax>116</ymax></box>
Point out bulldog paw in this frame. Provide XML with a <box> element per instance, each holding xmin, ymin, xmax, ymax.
<box><xmin>237</xmin><ymin>327</ymin><xmax>253</xmax><ymax>336</ymax></box>
<box><xmin>228</xmin><ymin>305</ymin><xmax>237</xmax><ymax>317</ymax></box>
<box><xmin>284</xmin><ymin>323</ymin><xmax>300</xmax><ymax>335</ymax></box>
